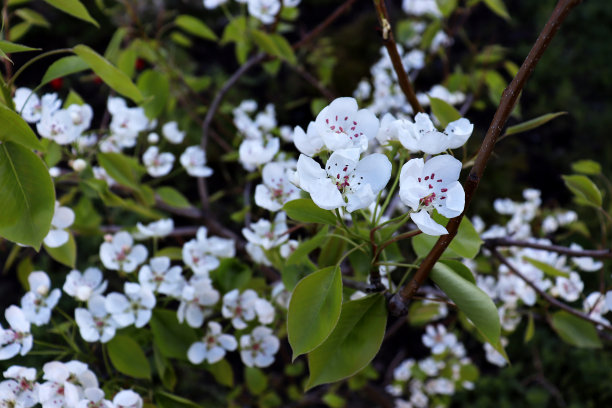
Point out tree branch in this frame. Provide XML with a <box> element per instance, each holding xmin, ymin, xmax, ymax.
<box><xmin>388</xmin><ymin>0</ymin><xmax>583</xmax><ymax>315</ymax></box>
<box><xmin>291</xmin><ymin>0</ymin><xmax>358</xmax><ymax>50</ymax></box>
<box><xmin>485</xmin><ymin>238</ymin><xmax>612</xmax><ymax>259</ymax></box>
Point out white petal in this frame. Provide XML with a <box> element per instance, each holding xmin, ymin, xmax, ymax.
<box><xmin>437</xmin><ymin>181</ymin><xmax>465</xmax><ymax>218</ymax></box>
<box><xmin>309</xmin><ymin>178</ymin><xmax>345</xmax><ymax>210</ymax></box>
<box><xmin>52</xmin><ymin>206</ymin><xmax>75</xmax><ymax>229</ymax></box>
<box><xmin>352</xmin><ymin>153</ymin><xmax>392</xmax><ymax>194</ymax></box>
<box><xmin>206</xmin><ymin>346</ymin><xmax>225</xmax><ymax>364</ymax></box>
<box><xmin>187</xmin><ymin>342</ymin><xmax>207</xmax><ymax>364</ymax></box>
<box><xmin>295</xmin><ymin>154</ymin><xmax>326</xmax><ymax>193</ymax></box>
<box><xmin>411</xmin><ymin>210</ymin><xmax>448</xmax><ymax>236</ymax></box>
<box><xmin>44</xmin><ymin>229</ymin><xmax>69</xmax><ymax>248</ymax></box>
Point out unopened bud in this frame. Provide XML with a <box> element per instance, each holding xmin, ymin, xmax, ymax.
<box><xmin>72</xmin><ymin>158</ymin><xmax>87</xmax><ymax>172</ymax></box>
<box><xmin>147</xmin><ymin>132</ymin><xmax>159</xmax><ymax>144</ymax></box>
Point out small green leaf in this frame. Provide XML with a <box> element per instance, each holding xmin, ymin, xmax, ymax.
<box><xmin>154</xmin><ymin>345</ymin><xmax>176</xmax><ymax>391</ymax></box>
<box><xmin>221</xmin><ymin>16</ymin><xmax>247</xmax><ymax>44</ymax></box>
<box><xmin>155</xmin><ymin>247</ymin><xmax>183</xmax><ymax>261</ymax></box>
<box><xmin>138</xmin><ymin>70</ymin><xmax>170</xmax><ymax>120</ymax></box>
<box><xmin>430</xmin><ymin>262</ymin><xmax>500</xmax><ymax>346</ymax></box>
<box><xmin>0</xmin><ymin>104</ymin><xmax>44</xmax><ymax>151</ymax></box>
<box><xmin>251</xmin><ymin>30</ymin><xmax>297</xmax><ymax>65</ymax></box>
<box><xmin>73</xmin><ymin>44</ymin><xmax>143</xmax><ymax>103</ymax></box>
<box><xmin>212</xmin><ymin>258</ymin><xmax>252</xmax><ymax>293</ymax></box>
<box><xmin>408</xmin><ymin>301</ymin><xmax>446</xmax><ymax>326</ymax></box>
<box><xmin>571</xmin><ymin>160</ymin><xmax>601</xmax><ymax>176</ymax></box>
<box><xmin>41</xmin><ymin>55</ymin><xmax>89</xmax><ymax>86</ymax></box>
<box><xmin>245</xmin><ymin>366</ymin><xmax>268</xmax><ymax>395</ymax></box>
<box><xmin>428</xmin><ymin>96</ymin><xmax>461</xmax><ymax>128</ymax></box>
<box><xmin>306</xmin><ymin>294</ymin><xmax>387</xmax><ymax>390</ymax></box>
<box><xmin>283</xmin><ymin>199</ymin><xmax>337</xmax><ymax>226</ymax></box>
<box><xmin>207</xmin><ymin>359</ymin><xmax>234</xmax><ymax>387</ymax></box>
<box><xmin>503</xmin><ymin>112</ymin><xmax>567</xmax><ymax>137</ymax></box>
<box><xmin>155</xmin><ymin>186</ymin><xmax>191</xmax><ymax>209</ymax></box>
<box><xmin>288</xmin><ymin>266</ymin><xmax>343</xmax><ymax>360</ymax></box>
<box><xmin>97</xmin><ymin>152</ymin><xmax>144</xmax><ymax>190</ymax></box>
<box><xmin>170</xmin><ymin>32</ymin><xmax>192</xmax><ymax>48</ymax></box>
<box><xmin>155</xmin><ymin>391</ymin><xmax>201</xmax><ymax>408</ymax></box>
<box><xmin>9</xmin><ymin>22</ymin><xmax>31</xmax><ymax>43</ymax></box>
<box><xmin>562</xmin><ymin>174</ymin><xmax>602</xmax><ymax>208</ymax></box>
<box><xmin>150</xmin><ymin>309</ymin><xmax>198</xmax><ymax>360</ymax></box>
<box><xmin>412</xmin><ymin>213</ymin><xmax>483</xmax><ymax>259</ymax></box>
<box><xmin>551</xmin><ymin>311</ymin><xmax>602</xmax><ymax>349</ymax></box>
<box><xmin>524</xmin><ymin>313</ymin><xmax>535</xmax><ymax>343</ymax></box>
<box><xmin>117</xmin><ymin>48</ymin><xmax>137</xmax><ymax>79</ymax></box>
<box><xmin>0</xmin><ymin>142</ymin><xmax>55</xmax><ymax>249</ymax></box>
<box><xmin>522</xmin><ymin>256</ymin><xmax>569</xmax><ymax>278</ymax></box>
<box><xmin>0</xmin><ymin>40</ymin><xmax>40</xmax><ymax>54</ymax></box>
<box><xmin>107</xmin><ymin>334</ymin><xmax>151</xmax><ymax>379</ymax></box>
<box><xmin>63</xmin><ymin>89</ymin><xmax>85</xmax><ymax>107</ymax></box>
<box><xmin>286</xmin><ymin>226</ymin><xmax>328</xmax><ymax>266</ymax></box>
<box><xmin>14</xmin><ymin>8</ymin><xmax>51</xmax><ymax>28</ymax></box>
<box><xmin>44</xmin><ymin>233</ymin><xmax>76</xmax><ymax>268</ymax></box>
<box><xmin>436</xmin><ymin>0</ymin><xmax>458</xmax><ymax>17</ymax></box>
<box><xmin>439</xmin><ymin>259</ymin><xmax>476</xmax><ymax>284</ymax></box>
<box><xmin>175</xmin><ymin>15</ymin><xmax>218</xmax><ymax>41</ymax></box>
<box><xmin>483</xmin><ymin>0</ymin><xmax>510</xmax><ymax>20</ymax></box>
<box><xmin>42</xmin><ymin>0</ymin><xmax>99</xmax><ymax>27</ymax></box>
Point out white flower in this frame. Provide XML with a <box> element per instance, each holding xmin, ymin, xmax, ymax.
<box><xmin>14</xmin><ymin>88</ymin><xmax>61</xmax><ymax>123</ymax></box>
<box><xmin>393</xmin><ymin>359</ymin><xmax>414</xmax><ymax>382</ymax></box>
<box><xmin>293</xmin><ymin>122</ymin><xmax>324</xmax><ymax>157</ymax></box>
<box><xmin>425</xmin><ymin>378</ymin><xmax>454</xmax><ymax>395</ymax></box>
<box><xmin>204</xmin><ymin>0</ymin><xmax>228</xmax><ymax>9</ymax></box>
<box><xmin>484</xmin><ymin>339</ymin><xmax>508</xmax><ymax>367</ymax></box>
<box><xmin>314</xmin><ymin>97</ymin><xmax>379</xmax><ymax>153</ymax></box>
<box><xmin>239</xmin><ymin>326</ymin><xmax>280</xmax><ymax>367</ymax></box>
<box><xmin>37</xmin><ymin>108</ymin><xmax>80</xmax><ymax>145</ymax></box>
<box><xmin>248</xmin><ymin>0</ymin><xmax>281</xmax><ymax>24</ymax></box>
<box><xmin>113</xmin><ymin>389</ymin><xmax>143</xmax><ymax>408</ymax></box>
<box><xmin>75</xmin><ymin>295</ymin><xmax>117</xmax><ymax>343</ymax></box>
<box><xmin>67</xmin><ymin>104</ymin><xmax>93</xmax><ymax>134</ymax></box>
<box><xmin>570</xmin><ymin>243</ymin><xmax>603</xmax><ymax>271</ymax></box>
<box><xmin>238</xmin><ymin>138</ymin><xmax>280</xmax><ymax>171</ymax></box>
<box><xmin>187</xmin><ymin>321</ymin><xmax>238</xmax><ymax>364</ymax></box>
<box><xmin>242</xmin><ymin>212</ymin><xmax>289</xmax><ymax>250</ymax></box>
<box><xmin>222</xmin><ymin>289</ymin><xmax>258</xmax><ymax>329</ymax></box>
<box><xmin>20</xmin><ymin>271</ymin><xmax>61</xmax><ymax>326</ymax></box>
<box><xmin>0</xmin><ymin>306</ymin><xmax>33</xmax><ymax>360</ymax></box>
<box><xmin>396</xmin><ymin>113</ymin><xmax>473</xmax><ymax>155</ymax></box>
<box><xmin>142</xmin><ymin>146</ymin><xmax>175</xmax><ymax>177</ymax></box>
<box><xmin>583</xmin><ymin>292</ymin><xmax>609</xmax><ymax>325</ymax></box>
<box><xmin>108</xmin><ymin>97</ymin><xmax>149</xmax><ymax>148</ymax></box>
<box><xmin>139</xmin><ymin>257</ymin><xmax>185</xmax><ymax>297</ymax></box>
<box><xmin>554</xmin><ymin>272</ymin><xmax>583</xmax><ymax>302</ymax></box>
<box><xmin>417</xmin><ymin>357</ymin><xmax>440</xmax><ymax>376</ymax></box>
<box><xmin>76</xmin><ymin>387</ymin><xmax>113</xmax><ymax>408</ymax></box>
<box><xmin>376</xmin><ymin>112</ymin><xmax>398</xmax><ymax>145</ymax></box>
<box><xmin>71</xmin><ymin>158</ymin><xmax>87</xmax><ymax>172</ymax></box>
<box><xmin>254</xmin><ymin>298</ymin><xmax>275</xmax><ymax>325</ymax></box>
<box><xmin>99</xmin><ymin>231</ymin><xmax>148</xmax><ymax>273</ymax></box>
<box><xmin>43</xmin><ymin>201</ymin><xmax>75</xmax><ymax>248</ymax></box>
<box><xmin>136</xmin><ymin>218</ymin><xmax>174</xmax><ymax>239</ymax></box>
<box><xmin>182</xmin><ymin>227</ymin><xmax>235</xmax><ymax>276</ymax></box>
<box><xmin>255</xmin><ymin>162</ymin><xmax>301</xmax><ymax>211</ymax></box>
<box><xmin>162</xmin><ymin>121</ymin><xmax>185</xmax><ymax>144</ymax></box>
<box><xmin>63</xmin><ymin>267</ymin><xmax>108</xmax><ymax>302</ymax></box>
<box><xmin>293</xmin><ymin>148</ymin><xmax>391</xmax><ymax>212</ymax></box>
<box><xmin>180</xmin><ymin>146</ymin><xmax>213</xmax><ymax>177</ymax></box>
<box><xmin>147</xmin><ymin>132</ymin><xmax>159</xmax><ymax>144</ymax></box>
<box><xmin>39</xmin><ymin>361</ymin><xmax>98</xmax><ymax>408</ymax></box>
<box><xmin>399</xmin><ymin>155</ymin><xmax>465</xmax><ymax>235</ymax></box>
<box><xmin>106</xmin><ymin>283</ymin><xmax>156</xmax><ymax>328</ymax></box>
<box><xmin>0</xmin><ymin>365</ymin><xmax>38</xmax><ymax>408</ymax></box>
<box><xmin>421</xmin><ymin>324</ymin><xmax>457</xmax><ymax>355</ymax></box>
<box><xmin>177</xmin><ymin>277</ymin><xmax>220</xmax><ymax>328</ymax></box>
<box><xmin>402</xmin><ymin>0</ymin><xmax>441</xmax><ymax>16</ymax></box>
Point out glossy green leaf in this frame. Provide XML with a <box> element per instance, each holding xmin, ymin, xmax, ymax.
<box><xmin>286</xmin><ymin>226</ymin><xmax>328</xmax><ymax>266</ymax></box>
<box><xmin>283</xmin><ymin>199</ymin><xmax>337</xmax><ymax>226</ymax></box>
<box><xmin>430</xmin><ymin>262</ymin><xmax>500</xmax><ymax>345</ymax></box>
<box><xmin>138</xmin><ymin>70</ymin><xmax>170</xmax><ymax>120</ymax></box>
<box><xmin>436</xmin><ymin>0</ymin><xmax>458</xmax><ymax>17</ymax></box>
<box><xmin>170</xmin><ymin>32</ymin><xmax>192</xmax><ymax>48</ymax></box>
<box><xmin>0</xmin><ymin>142</ymin><xmax>55</xmax><ymax>249</ymax></box>
<box><xmin>551</xmin><ymin>311</ymin><xmax>602</xmax><ymax>349</ymax></box>
<box><xmin>175</xmin><ymin>15</ymin><xmax>218</xmax><ymax>41</ymax></box>
<box><xmin>503</xmin><ymin>112</ymin><xmax>567</xmax><ymax>137</ymax></box>
<box><xmin>245</xmin><ymin>366</ymin><xmax>268</xmax><ymax>395</ymax></box>
<box><xmin>524</xmin><ymin>313</ymin><xmax>535</xmax><ymax>343</ymax></box>
<box><xmin>207</xmin><ymin>359</ymin><xmax>233</xmax><ymax>387</ymax></box>
<box><xmin>155</xmin><ymin>247</ymin><xmax>183</xmax><ymax>261</ymax></box>
<box><xmin>281</xmin><ymin>263</ymin><xmax>315</xmax><ymax>292</ymax></box>
<box><xmin>428</xmin><ymin>96</ymin><xmax>462</xmax><ymax>128</ymax></box>
<box><xmin>522</xmin><ymin>256</ymin><xmax>569</xmax><ymax>278</ymax></box>
<box><xmin>150</xmin><ymin>309</ymin><xmax>198</xmax><ymax>360</ymax></box>
<box><xmin>156</xmin><ymin>186</ymin><xmax>191</xmax><ymax>209</ymax></box>
<box><xmin>288</xmin><ymin>266</ymin><xmax>343</xmax><ymax>360</ymax></box>
<box><xmin>212</xmin><ymin>258</ymin><xmax>252</xmax><ymax>293</ymax></box>
<box><xmin>0</xmin><ymin>104</ymin><xmax>44</xmax><ymax>151</ymax></box>
<box><xmin>306</xmin><ymin>294</ymin><xmax>387</xmax><ymax>390</ymax></box>
<box><xmin>63</xmin><ymin>89</ymin><xmax>85</xmax><ymax>107</ymax></box>
<box><xmin>44</xmin><ymin>233</ymin><xmax>76</xmax><ymax>268</ymax></box>
<box><xmin>484</xmin><ymin>70</ymin><xmax>506</xmax><ymax>105</ymax></box>
<box><xmin>41</xmin><ymin>55</ymin><xmax>89</xmax><ymax>86</ymax></box>
<box><xmin>14</xmin><ymin>8</ymin><xmax>51</xmax><ymax>27</ymax></box>
<box><xmin>221</xmin><ymin>16</ymin><xmax>247</xmax><ymax>44</ymax></box>
<box><xmin>97</xmin><ymin>152</ymin><xmax>144</xmax><ymax>190</ymax></box>
<box><xmin>107</xmin><ymin>334</ymin><xmax>151</xmax><ymax>379</ymax></box>
<box><xmin>439</xmin><ymin>259</ymin><xmax>476</xmax><ymax>284</ymax></box>
<box><xmin>9</xmin><ymin>22</ymin><xmax>31</xmax><ymax>43</ymax></box>
<box><xmin>483</xmin><ymin>0</ymin><xmax>510</xmax><ymax>20</ymax></box>
<box><xmin>562</xmin><ymin>174</ymin><xmax>602</xmax><ymax>208</ymax></box>
<box><xmin>117</xmin><ymin>48</ymin><xmax>137</xmax><ymax>79</ymax></box>
<box><xmin>251</xmin><ymin>30</ymin><xmax>297</xmax><ymax>65</ymax></box>
<box><xmin>73</xmin><ymin>45</ymin><xmax>143</xmax><ymax>103</ymax></box>
<box><xmin>571</xmin><ymin>160</ymin><xmax>601</xmax><ymax>176</ymax></box>
<box><xmin>408</xmin><ymin>301</ymin><xmax>446</xmax><ymax>326</ymax></box>
<box><xmin>16</xmin><ymin>256</ymin><xmax>32</xmax><ymax>290</ymax></box>
<box><xmin>412</xmin><ymin>213</ymin><xmax>483</xmax><ymax>259</ymax></box>
<box><xmin>43</xmin><ymin>0</ymin><xmax>99</xmax><ymax>27</ymax></box>
<box><xmin>0</xmin><ymin>40</ymin><xmax>40</xmax><ymax>54</ymax></box>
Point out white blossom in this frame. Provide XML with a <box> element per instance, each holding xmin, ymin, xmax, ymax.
<box><xmin>142</xmin><ymin>146</ymin><xmax>175</xmax><ymax>177</ymax></box>
<box><xmin>182</xmin><ymin>227</ymin><xmax>235</xmax><ymax>276</ymax></box>
<box><xmin>177</xmin><ymin>277</ymin><xmax>220</xmax><ymax>328</ymax></box>
<box><xmin>180</xmin><ymin>146</ymin><xmax>213</xmax><ymax>177</ymax></box>
<box><xmin>43</xmin><ymin>201</ymin><xmax>75</xmax><ymax>248</ymax></box>
<box><xmin>99</xmin><ymin>231</ymin><xmax>148</xmax><ymax>273</ymax></box>
<box><xmin>187</xmin><ymin>321</ymin><xmax>237</xmax><ymax>364</ymax></box>
<box><xmin>63</xmin><ymin>267</ymin><xmax>107</xmax><ymax>302</ymax></box>
<box><xmin>0</xmin><ymin>306</ymin><xmax>32</xmax><ymax>360</ymax></box>
<box><xmin>135</xmin><ymin>218</ymin><xmax>174</xmax><ymax>239</ymax></box>
<box><xmin>162</xmin><ymin>121</ymin><xmax>185</xmax><ymax>144</ymax></box>
<box><xmin>222</xmin><ymin>289</ymin><xmax>258</xmax><ymax>329</ymax></box>
<box><xmin>20</xmin><ymin>271</ymin><xmax>61</xmax><ymax>326</ymax></box>
<box><xmin>239</xmin><ymin>326</ymin><xmax>280</xmax><ymax>368</ymax></box>
<box><xmin>75</xmin><ymin>296</ymin><xmax>117</xmax><ymax>343</ymax></box>
<box><xmin>254</xmin><ymin>162</ymin><xmax>300</xmax><ymax>211</ymax></box>
<box><xmin>113</xmin><ymin>389</ymin><xmax>142</xmax><ymax>408</ymax></box>
<box><xmin>105</xmin><ymin>283</ymin><xmax>156</xmax><ymax>328</ymax></box>
<box><xmin>138</xmin><ymin>257</ymin><xmax>185</xmax><ymax>297</ymax></box>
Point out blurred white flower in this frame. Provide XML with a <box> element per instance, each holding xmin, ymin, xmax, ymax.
<box><xmin>187</xmin><ymin>321</ymin><xmax>237</xmax><ymax>364</ymax></box>
<box><xmin>44</xmin><ymin>201</ymin><xmax>75</xmax><ymax>248</ymax></box>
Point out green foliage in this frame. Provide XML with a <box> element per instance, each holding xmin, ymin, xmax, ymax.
<box><xmin>0</xmin><ymin>104</ymin><xmax>44</xmax><ymax>151</ymax></box>
<box><xmin>96</xmin><ymin>152</ymin><xmax>145</xmax><ymax>191</ymax></box>
<box><xmin>551</xmin><ymin>311</ymin><xmax>602</xmax><ymax>349</ymax></box>
<box><xmin>283</xmin><ymin>199</ymin><xmax>337</xmax><ymax>226</ymax></box>
<box><xmin>150</xmin><ymin>309</ymin><xmax>198</xmax><ymax>360</ymax></box>
<box><xmin>175</xmin><ymin>15</ymin><xmax>218</xmax><ymax>41</ymax></box>
<box><xmin>42</xmin><ymin>0</ymin><xmax>99</xmax><ymax>27</ymax></box>
<box><xmin>107</xmin><ymin>334</ymin><xmax>152</xmax><ymax>379</ymax></box>
<box><xmin>571</xmin><ymin>159</ymin><xmax>601</xmax><ymax>175</ymax></box>
<box><xmin>562</xmin><ymin>174</ymin><xmax>602</xmax><ymax>208</ymax></box>
<box><xmin>429</xmin><ymin>96</ymin><xmax>461</xmax><ymax>128</ymax></box>
<box><xmin>137</xmin><ymin>70</ymin><xmax>170</xmax><ymax>120</ymax></box>
<box><xmin>44</xmin><ymin>233</ymin><xmax>76</xmax><ymax>268</ymax></box>
<box><xmin>522</xmin><ymin>256</ymin><xmax>569</xmax><ymax>278</ymax></box>
<box><xmin>41</xmin><ymin>55</ymin><xmax>89</xmax><ymax>86</ymax></box>
<box><xmin>502</xmin><ymin>112</ymin><xmax>568</xmax><ymax>138</ymax></box>
<box><xmin>412</xmin><ymin>213</ymin><xmax>483</xmax><ymax>259</ymax></box>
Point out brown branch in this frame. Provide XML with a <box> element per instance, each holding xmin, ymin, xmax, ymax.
<box><xmin>490</xmin><ymin>247</ymin><xmax>612</xmax><ymax>332</ymax></box>
<box><xmin>485</xmin><ymin>238</ymin><xmax>612</xmax><ymax>259</ymax></box>
<box><xmin>291</xmin><ymin>0</ymin><xmax>358</xmax><ymax>50</ymax></box>
<box><xmin>372</xmin><ymin>0</ymin><xmax>424</xmax><ymax>114</ymax></box>
<box><xmin>388</xmin><ymin>0</ymin><xmax>583</xmax><ymax>316</ymax></box>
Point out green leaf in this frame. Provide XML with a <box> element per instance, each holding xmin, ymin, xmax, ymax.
<box><xmin>73</xmin><ymin>44</ymin><xmax>143</xmax><ymax>103</ymax></box>
<box><xmin>170</xmin><ymin>32</ymin><xmax>192</xmax><ymax>48</ymax></box>
<box><xmin>137</xmin><ymin>70</ymin><xmax>170</xmax><ymax>120</ymax></box>
<box><xmin>562</xmin><ymin>174</ymin><xmax>602</xmax><ymax>208</ymax></box>
<box><xmin>117</xmin><ymin>48</ymin><xmax>137</xmax><ymax>79</ymax></box>
<box><xmin>503</xmin><ymin>112</ymin><xmax>567</xmax><ymax>137</ymax></box>
<box><xmin>155</xmin><ymin>391</ymin><xmax>200</xmax><ymax>408</ymax></box>
<box><xmin>551</xmin><ymin>311</ymin><xmax>602</xmax><ymax>349</ymax></box>
<box><xmin>175</xmin><ymin>15</ymin><xmax>218</xmax><ymax>41</ymax></box>
<box><xmin>9</xmin><ymin>22</ymin><xmax>31</xmax><ymax>43</ymax></box>
<box><xmin>212</xmin><ymin>258</ymin><xmax>252</xmax><ymax>293</ymax></box>
<box><xmin>150</xmin><ymin>309</ymin><xmax>198</xmax><ymax>360</ymax></box>
<box><xmin>155</xmin><ymin>186</ymin><xmax>191</xmax><ymax>209</ymax></box>
<box><xmin>412</xmin><ymin>213</ymin><xmax>483</xmax><ymax>259</ymax></box>
<box><xmin>483</xmin><ymin>0</ymin><xmax>510</xmax><ymax>20</ymax></box>
<box><xmin>436</xmin><ymin>0</ymin><xmax>458</xmax><ymax>17</ymax></box>
<box><xmin>286</xmin><ymin>226</ymin><xmax>328</xmax><ymax>266</ymax></box>
<box><xmin>104</xmin><ymin>27</ymin><xmax>128</xmax><ymax>64</ymax></box>
<box><xmin>41</xmin><ymin>55</ymin><xmax>89</xmax><ymax>86</ymax></box>
<box><xmin>524</xmin><ymin>313</ymin><xmax>535</xmax><ymax>343</ymax></box>
<box><xmin>0</xmin><ymin>142</ymin><xmax>55</xmax><ymax>249</ymax></box>
<box><xmin>245</xmin><ymin>366</ymin><xmax>268</xmax><ymax>395</ymax></box>
<box><xmin>14</xmin><ymin>8</ymin><xmax>51</xmax><ymax>28</ymax></box>
<box><xmin>251</xmin><ymin>30</ymin><xmax>297</xmax><ymax>65</ymax></box>
<box><xmin>97</xmin><ymin>152</ymin><xmax>144</xmax><ymax>190</ymax></box>
<box><xmin>207</xmin><ymin>359</ymin><xmax>234</xmax><ymax>387</ymax></box>
<box><xmin>0</xmin><ymin>40</ymin><xmax>40</xmax><ymax>54</ymax></box>
<box><xmin>408</xmin><ymin>301</ymin><xmax>446</xmax><ymax>326</ymax></box>
<box><xmin>44</xmin><ymin>233</ymin><xmax>76</xmax><ymax>268</ymax></box>
<box><xmin>283</xmin><ymin>199</ymin><xmax>337</xmax><ymax>226</ymax></box>
<box><xmin>484</xmin><ymin>70</ymin><xmax>506</xmax><ymax>105</ymax></box>
<box><xmin>0</xmin><ymin>104</ymin><xmax>44</xmax><ymax>151</ymax></box>
<box><xmin>42</xmin><ymin>0</ymin><xmax>99</xmax><ymax>27</ymax></box>
<box><xmin>154</xmin><ymin>345</ymin><xmax>176</xmax><ymax>391</ymax></box>
<box><xmin>63</xmin><ymin>89</ymin><xmax>85</xmax><ymax>107</ymax></box>
<box><xmin>428</xmin><ymin>96</ymin><xmax>461</xmax><ymax>128</ymax></box>
<box><xmin>281</xmin><ymin>263</ymin><xmax>315</xmax><ymax>292</ymax></box>
<box><xmin>571</xmin><ymin>160</ymin><xmax>601</xmax><ymax>176</ymax></box>
<box><xmin>16</xmin><ymin>256</ymin><xmax>33</xmax><ymax>291</ymax></box>
<box><xmin>221</xmin><ymin>16</ymin><xmax>247</xmax><ymax>45</ymax></box>
<box><xmin>522</xmin><ymin>256</ymin><xmax>569</xmax><ymax>278</ymax></box>
<box><xmin>155</xmin><ymin>247</ymin><xmax>183</xmax><ymax>261</ymax></box>
<box><xmin>306</xmin><ymin>294</ymin><xmax>387</xmax><ymax>390</ymax></box>
<box><xmin>107</xmin><ymin>334</ymin><xmax>151</xmax><ymax>379</ymax></box>
<box><xmin>439</xmin><ymin>259</ymin><xmax>476</xmax><ymax>284</ymax></box>
<box><xmin>430</xmin><ymin>262</ymin><xmax>500</xmax><ymax>346</ymax></box>
<box><xmin>288</xmin><ymin>266</ymin><xmax>343</xmax><ymax>361</ymax></box>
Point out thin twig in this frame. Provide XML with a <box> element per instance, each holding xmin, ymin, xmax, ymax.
<box><xmin>388</xmin><ymin>0</ymin><xmax>584</xmax><ymax>315</ymax></box>
<box><xmin>372</xmin><ymin>0</ymin><xmax>424</xmax><ymax>114</ymax></box>
<box><xmin>485</xmin><ymin>238</ymin><xmax>612</xmax><ymax>259</ymax></box>
<box><xmin>291</xmin><ymin>0</ymin><xmax>358</xmax><ymax>50</ymax></box>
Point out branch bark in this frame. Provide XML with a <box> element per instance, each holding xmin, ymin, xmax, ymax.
<box><xmin>485</xmin><ymin>238</ymin><xmax>612</xmax><ymax>259</ymax></box>
<box><xmin>388</xmin><ymin>0</ymin><xmax>583</xmax><ymax>315</ymax></box>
